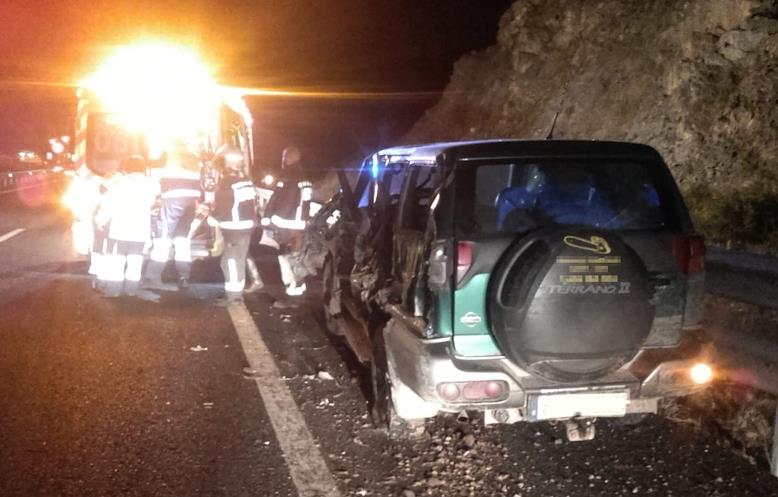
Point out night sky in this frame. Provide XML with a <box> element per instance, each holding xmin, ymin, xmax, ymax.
<box><xmin>0</xmin><ymin>0</ymin><xmax>513</xmax><ymax>169</ymax></box>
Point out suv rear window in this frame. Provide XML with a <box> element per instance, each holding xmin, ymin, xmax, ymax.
<box><xmin>454</xmin><ymin>159</ymin><xmax>681</xmax><ymax>236</ymax></box>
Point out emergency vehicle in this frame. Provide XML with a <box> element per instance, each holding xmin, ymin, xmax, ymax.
<box><xmin>63</xmin><ymin>42</ymin><xmax>259</xmax><ymax>258</ymax></box>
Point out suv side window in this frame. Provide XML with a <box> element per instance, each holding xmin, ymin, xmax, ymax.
<box><xmin>357</xmin><ymin>158</ymin><xmax>407</xmax><ymax>209</ymax></box>
<box><xmin>398</xmin><ymin>164</ymin><xmax>442</xmax><ymax>231</ymax></box>
<box><xmin>394</xmin><ymin>163</ymin><xmax>444</xmax><ymax>315</ymax></box>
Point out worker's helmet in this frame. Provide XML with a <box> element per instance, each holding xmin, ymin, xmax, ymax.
<box><xmin>281</xmin><ymin>146</ymin><xmax>301</xmax><ymax>170</ymax></box>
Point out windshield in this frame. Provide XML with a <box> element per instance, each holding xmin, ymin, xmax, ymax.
<box><xmin>454</xmin><ymin>159</ymin><xmax>680</xmax><ymax>236</ymax></box>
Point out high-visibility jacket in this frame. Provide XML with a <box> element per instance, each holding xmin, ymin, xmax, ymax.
<box><xmin>266</xmin><ymin>179</ymin><xmax>314</xmax><ymax>231</ymax></box>
<box><xmin>211</xmin><ymin>174</ymin><xmax>259</xmax><ymax>230</ymax></box>
<box><xmin>95</xmin><ymin>173</ymin><xmax>158</xmax><ymax>243</ymax></box>
<box><xmin>63</xmin><ymin>168</ymin><xmax>103</xmax><ymax>255</ymax></box>
<box><xmin>158</xmin><ymin>165</ymin><xmax>202</xmax><ymax>201</ymax></box>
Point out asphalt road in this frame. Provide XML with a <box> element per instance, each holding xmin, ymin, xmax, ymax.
<box><xmin>1</xmin><ymin>177</ymin><xmax>778</xmax><ymax>497</ymax></box>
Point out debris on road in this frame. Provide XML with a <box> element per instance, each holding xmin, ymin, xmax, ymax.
<box><xmin>189</xmin><ymin>345</ymin><xmax>208</xmax><ymax>352</ymax></box>
<box><xmin>243</xmin><ymin>367</ymin><xmax>260</xmax><ymax>379</ymax></box>
<box><xmin>317</xmin><ymin>371</ymin><xmax>335</xmax><ymax>381</ymax></box>
<box><xmin>426</xmin><ymin>477</ymin><xmax>444</xmax><ymax>487</ymax></box>
<box><xmin>202</xmin><ymin>402</ymin><xmax>214</xmax><ymax>409</ymax></box>
<box><xmin>301</xmin><ymin>370</ymin><xmax>337</xmax><ymax>382</ymax></box>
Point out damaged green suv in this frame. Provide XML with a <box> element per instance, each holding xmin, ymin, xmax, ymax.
<box><xmin>305</xmin><ymin>140</ymin><xmax>711</xmax><ymax>440</ymax></box>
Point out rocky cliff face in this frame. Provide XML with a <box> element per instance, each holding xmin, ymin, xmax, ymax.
<box><xmin>408</xmin><ymin>0</ymin><xmax>778</xmax><ymax>192</ymax></box>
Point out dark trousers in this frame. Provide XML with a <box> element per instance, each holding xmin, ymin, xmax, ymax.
<box><xmin>221</xmin><ymin>228</ymin><xmax>253</xmax><ymax>299</ymax></box>
<box><xmin>148</xmin><ymin>198</ymin><xmax>197</xmax><ymax>282</ymax></box>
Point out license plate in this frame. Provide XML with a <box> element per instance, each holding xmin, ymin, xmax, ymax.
<box><xmin>528</xmin><ymin>390</ymin><xmax>629</xmax><ymax>420</ymax></box>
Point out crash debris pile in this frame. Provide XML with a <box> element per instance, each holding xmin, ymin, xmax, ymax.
<box><xmin>407</xmin><ymin>0</ymin><xmax>778</xmax><ymax>249</ymax></box>
<box><xmin>397</xmin><ymin>417</ymin><xmax>529</xmax><ymax>497</ymax></box>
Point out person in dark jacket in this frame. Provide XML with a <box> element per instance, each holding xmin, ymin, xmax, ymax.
<box><xmin>261</xmin><ymin>146</ymin><xmax>313</xmax><ymax>296</ymax></box>
<box><xmin>211</xmin><ymin>147</ymin><xmax>259</xmax><ymax>305</ymax></box>
<box><xmin>145</xmin><ymin>142</ymin><xmax>202</xmax><ymax>290</ymax></box>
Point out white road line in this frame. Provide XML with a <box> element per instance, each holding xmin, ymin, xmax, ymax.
<box><xmin>0</xmin><ymin>228</ymin><xmax>26</xmax><ymax>244</ymax></box>
<box><xmin>228</xmin><ymin>302</ymin><xmax>342</xmax><ymax>497</ymax></box>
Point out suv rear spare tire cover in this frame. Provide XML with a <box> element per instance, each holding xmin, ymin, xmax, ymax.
<box><xmin>489</xmin><ymin>229</ymin><xmax>655</xmax><ymax>382</ymax></box>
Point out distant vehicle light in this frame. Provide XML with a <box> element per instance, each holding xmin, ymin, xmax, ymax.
<box><xmin>690</xmin><ymin>363</ymin><xmax>713</xmax><ymax>385</ymax></box>
<box><xmin>263</xmin><ymin>174</ymin><xmax>275</xmax><ymax>186</ymax></box>
<box><xmin>17</xmin><ymin>150</ymin><xmax>37</xmax><ymax>161</ymax></box>
<box><xmin>51</xmin><ymin>141</ymin><xmax>65</xmax><ymax>154</ymax></box>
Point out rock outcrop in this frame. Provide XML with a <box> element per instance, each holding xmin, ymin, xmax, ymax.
<box><xmin>408</xmin><ymin>0</ymin><xmax>778</xmax><ymax>191</ymax></box>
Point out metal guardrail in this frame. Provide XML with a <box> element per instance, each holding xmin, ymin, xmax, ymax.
<box><xmin>704</xmin><ymin>247</ymin><xmax>778</xmax><ymax>476</ymax></box>
<box><xmin>0</xmin><ymin>168</ymin><xmax>57</xmax><ymax>194</ymax></box>
<box><xmin>706</xmin><ymin>247</ymin><xmax>778</xmax><ymax>310</ymax></box>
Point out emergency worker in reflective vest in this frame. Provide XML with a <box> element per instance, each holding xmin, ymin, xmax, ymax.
<box><xmin>262</xmin><ymin>145</ymin><xmax>313</xmax><ymax>296</ymax></box>
<box><xmin>62</xmin><ymin>165</ymin><xmax>118</xmax><ymax>288</ymax></box>
<box><xmin>94</xmin><ymin>156</ymin><xmax>159</xmax><ymax>301</ymax></box>
<box><xmin>211</xmin><ymin>147</ymin><xmax>259</xmax><ymax>305</ymax></box>
<box><xmin>145</xmin><ymin>143</ymin><xmax>202</xmax><ymax>290</ymax></box>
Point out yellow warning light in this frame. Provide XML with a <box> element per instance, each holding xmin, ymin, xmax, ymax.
<box><xmin>690</xmin><ymin>363</ymin><xmax>713</xmax><ymax>385</ymax></box>
<box><xmin>80</xmin><ymin>42</ymin><xmax>222</xmax><ymax>152</ymax></box>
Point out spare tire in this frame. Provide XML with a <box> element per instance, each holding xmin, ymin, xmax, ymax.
<box><xmin>489</xmin><ymin>229</ymin><xmax>655</xmax><ymax>382</ymax></box>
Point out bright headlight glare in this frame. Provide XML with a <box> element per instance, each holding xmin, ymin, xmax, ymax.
<box><xmin>690</xmin><ymin>363</ymin><xmax>713</xmax><ymax>385</ymax></box>
<box><xmin>80</xmin><ymin>41</ymin><xmax>221</xmax><ymax>149</ymax></box>
<box><xmin>263</xmin><ymin>174</ymin><xmax>274</xmax><ymax>186</ymax></box>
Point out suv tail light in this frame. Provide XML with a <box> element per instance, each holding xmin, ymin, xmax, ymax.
<box><xmin>437</xmin><ymin>381</ymin><xmax>507</xmax><ymax>402</ymax></box>
<box><xmin>673</xmin><ymin>235</ymin><xmax>706</xmax><ymax>274</ymax></box>
<box><xmin>456</xmin><ymin>241</ymin><xmax>473</xmax><ymax>283</ymax></box>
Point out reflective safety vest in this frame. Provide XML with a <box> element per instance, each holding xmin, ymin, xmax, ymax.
<box><xmin>212</xmin><ymin>175</ymin><xmax>259</xmax><ymax>230</ymax></box>
<box><xmin>158</xmin><ymin>166</ymin><xmax>202</xmax><ymax>200</ymax></box>
<box><xmin>267</xmin><ymin>179</ymin><xmax>314</xmax><ymax>231</ymax></box>
<box><xmin>95</xmin><ymin>173</ymin><xmax>158</xmax><ymax>243</ymax></box>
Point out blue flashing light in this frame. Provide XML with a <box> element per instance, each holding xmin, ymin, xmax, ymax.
<box><xmin>370</xmin><ymin>154</ymin><xmax>380</xmax><ymax>179</ymax></box>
